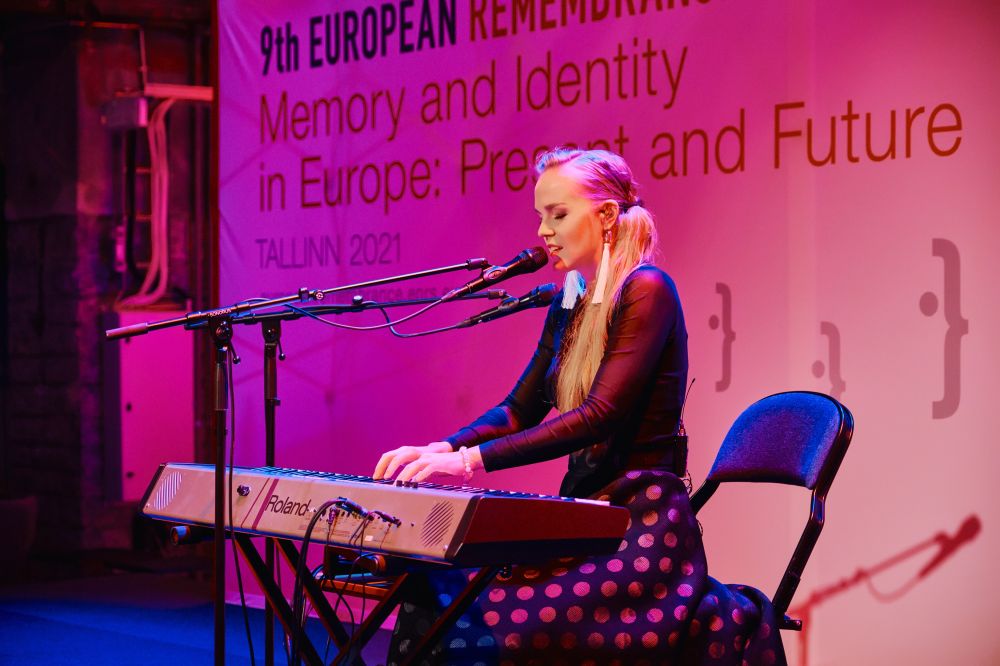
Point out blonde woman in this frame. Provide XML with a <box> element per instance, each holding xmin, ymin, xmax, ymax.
<box><xmin>377</xmin><ymin>149</ymin><xmax>786</xmax><ymax>665</ymax></box>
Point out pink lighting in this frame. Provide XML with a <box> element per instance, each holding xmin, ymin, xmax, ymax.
<box><xmin>11</xmin><ymin>0</ymin><xmax>978</xmax><ymax>663</ymax></box>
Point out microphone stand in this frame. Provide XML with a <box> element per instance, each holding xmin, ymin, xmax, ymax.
<box><xmin>210</xmin><ymin>315</ymin><xmax>233</xmax><ymax>666</ymax></box>
<box><xmin>261</xmin><ymin>318</ymin><xmax>281</xmax><ymax>666</ymax></box>
<box><xmin>104</xmin><ymin>256</ymin><xmax>490</xmax><ymax>666</ymax></box>
<box><xmin>316</xmin><ymin>257</ymin><xmax>488</xmax><ymax>300</ymax></box>
<box><xmin>229</xmin><ymin>291</ymin><xmax>507</xmax><ymax>325</ymax></box>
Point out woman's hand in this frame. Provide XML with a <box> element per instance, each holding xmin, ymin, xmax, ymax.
<box><xmin>373</xmin><ymin>441</ymin><xmax>453</xmax><ymax>480</ymax></box>
<box><xmin>373</xmin><ymin>441</ymin><xmax>484</xmax><ymax>484</ymax></box>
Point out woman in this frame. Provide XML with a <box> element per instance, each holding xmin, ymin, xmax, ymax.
<box><xmin>375</xmin><ymin>148</ymin><xmax>786</xmax><ymax>665</ymax></box>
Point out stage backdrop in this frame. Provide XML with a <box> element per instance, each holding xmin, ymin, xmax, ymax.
<box><xmin>218</xmin><ymin>1</ymin><xmax>1000</xmax><ymax>662</ymax></box>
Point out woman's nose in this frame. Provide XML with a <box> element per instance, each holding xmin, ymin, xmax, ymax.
<box><xmin>537</xmin><ymin>219</ymin><xmax>552</xmax><ymax>238</ymax></box>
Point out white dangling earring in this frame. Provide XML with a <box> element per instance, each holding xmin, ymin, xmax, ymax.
<box><xmin>561</xmin><ymin>270</ymin><xmax>586</xmax><ymax>309</ymax></box>
<box><xmin>591</xmin><ymin>228</ymin><xmax>612</xmax><ymax>305</ymax></box>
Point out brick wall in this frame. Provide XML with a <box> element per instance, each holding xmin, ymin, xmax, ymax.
<box><xmin>1</xmin><ymin>18</ymin><xmax>209</xmax><ymax>553</ymax></box>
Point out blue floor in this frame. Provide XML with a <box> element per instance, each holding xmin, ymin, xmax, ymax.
<box><xmin>0</xmin><ymin>573</ymin><xmax>389</xmax><ymax>665</ymax></box>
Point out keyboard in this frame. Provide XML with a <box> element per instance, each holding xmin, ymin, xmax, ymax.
<box><xmin>141</xmin><ymin>463</ymin><xmax>629</xmax><ymax>565</ymax></box>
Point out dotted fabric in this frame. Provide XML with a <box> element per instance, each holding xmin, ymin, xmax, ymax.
<box><xmin>388</xmin><ymin>470</ymin><xmax>787</xmax><ymax>665</ymax></box>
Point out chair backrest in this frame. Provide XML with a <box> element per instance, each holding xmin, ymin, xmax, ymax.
<box><xmin>705</xmin><ymin>391</ymin><xmax>852</xmax><ymax>489</ymax></box>
<box><xmin>690</xmin><ymin>391</ymin><xmax>855</xmax><ymax>626</ymax></box>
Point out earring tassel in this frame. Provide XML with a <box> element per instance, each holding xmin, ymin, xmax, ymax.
<box><xmin>591</xmin><ymin>241</ymin><xmax>611</xmax><ymax>305</ymax></box>
<box><xmin>562</xmin><ymin>270</ymin><xmax>585</xmax><ymax>309</ymax></box>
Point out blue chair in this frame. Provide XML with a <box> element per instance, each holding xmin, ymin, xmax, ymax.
<box><xmin>690</xmin><ymin>391</ymin><xmax>855</xmax><ymax>630</ymax></box>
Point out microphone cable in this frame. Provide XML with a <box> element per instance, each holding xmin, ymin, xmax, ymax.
<box><xmin>280</xmin><ymin>296</ymin><xmax>451</xmax><ymax>332</ymax></box>
<box><xmin>374</xmin><ymin>284</ymin><xmax>558</xmax><ymax>338</ymax></box>
<box><xmin>226</xmin><ymin>347</ymin><xmax>257</xmax><ymax>666</ymax></box>
<box><xmin>232</xmin><ymin>248</ymin><xmax>545</xmax><ymax>334</ymax></box>
<box><xmin>291</xmin><ymin>498</ymin><xmax>339</xmax><ymax>665</ymax></box>
<box><xmin>324</xmin><ymin>511</ymin><xmax>358</xmax><ymax>633</ymax></box>
<box><xmin>229</xmin><ymin>295</ymin><xmax>451</xmax><ymax>333</ymax></box>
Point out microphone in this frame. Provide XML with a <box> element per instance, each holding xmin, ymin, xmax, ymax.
<box><xmin>458</xmin><ymin>283</ymin><xmax>558</xmax><ymax>328</ymax></box>
<box><xmin>918</xmin><ymin>514</ymin><xmax>981</xmax><ymax>579</ymax></box>
<box><xmin>444</xmin><ymin>247</ymin><xmax>548</xmax><ymax>301</ymax></box>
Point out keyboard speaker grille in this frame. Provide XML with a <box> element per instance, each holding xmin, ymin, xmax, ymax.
<box><xmin>152</xmin><ymin>471</ymin><xmax>182</xmax><ymax>511</ymax></box>
<box><xmin>421</xmin><ymin>501</ymin><xmax>454</xmax><ymax>548</ymax></box>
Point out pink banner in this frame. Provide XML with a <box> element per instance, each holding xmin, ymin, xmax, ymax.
<box><xmin>219</xmin><ymin>1</ymin><xmax>1000</xmax><ymax>661</ymax></box>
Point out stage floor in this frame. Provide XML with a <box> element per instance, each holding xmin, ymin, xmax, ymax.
<box><xmin>0</xmin><ymin>571</ymin><xmax>390</xmax><ymax>665</ymax></box>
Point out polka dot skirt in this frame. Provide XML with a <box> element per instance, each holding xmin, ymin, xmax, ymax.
<box><xmin>388</xmin><ymin>471</ymin><xmax>787</xmax><ymax>665</ymax></box>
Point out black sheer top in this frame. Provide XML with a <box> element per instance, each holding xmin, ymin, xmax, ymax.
<box><xmin>445</xmin><ymin>265</ymin><xmax>688</xmax><ymax>497</ymax></box>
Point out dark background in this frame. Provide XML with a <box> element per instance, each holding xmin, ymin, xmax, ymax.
<box><xmin>1</xmin><ymin>0</ymin><xmax>213</xmax><ymax>564</ymax></box>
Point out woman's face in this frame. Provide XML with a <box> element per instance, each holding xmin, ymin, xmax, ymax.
<box><xmin>534</xmin><ymin>165</ymin><xmax>608</xmax><ymax>277</ymax></box>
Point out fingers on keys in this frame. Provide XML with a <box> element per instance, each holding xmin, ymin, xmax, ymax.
<box><xmin>395</xmin><ymin>456</ymin><xmax>427</xmax><ymax>484</ymax></box>
<box><xmin>373</xmin><ymin>451</ymin><xmax>394</xmax><ymax>480</ymax></box>
<box><xmin>375</xmin><ymin>446</ymin><xmax>414</xmax><ymax>480</ymax></box>
<box><xmin>398</xmin><ymin>453</ymin><xmax>465</xmax><ymax>484</ymax></box>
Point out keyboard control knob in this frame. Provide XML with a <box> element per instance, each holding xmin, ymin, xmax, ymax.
<box><xmin>236</xmin><ymin>484</ymin><xmax>251</xmax><ymax>497</ymax></box>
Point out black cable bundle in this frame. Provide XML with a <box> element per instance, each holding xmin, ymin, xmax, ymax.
<box><xmin>291</xmin><ymin>499</ymin><xmax>339</xmax><ymax>665</ymax></box>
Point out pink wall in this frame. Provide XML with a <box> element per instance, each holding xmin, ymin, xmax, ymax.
<box><xmin>216</xmin><ymin>0</ymin><xmax>1000</xmax><ymax>662</ymax></box>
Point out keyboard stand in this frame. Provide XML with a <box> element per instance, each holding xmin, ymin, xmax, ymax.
<box><xmin>235</xmin><ymin>534</ymin><xmax>349</xmax><ymax>665</ymax></box>
<box><xmin>322</xmin><ymin>546</ymin><xmax>501</xmax><ymax>666</ymax></box>
<box><xmin>233</xmin><ymin>534</ymin><xmax>501</xmax><ymax>666</ymax></box>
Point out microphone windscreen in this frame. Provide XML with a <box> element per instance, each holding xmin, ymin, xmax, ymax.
<box><xmin>525</xmin><ymin>246</ymin><xmax>549</xmax><ymax>268</ymax></box>
<box><xmin>535</xmin><ymin>283</ymin><xmax>559</xmax><ymax>305</ymax></box>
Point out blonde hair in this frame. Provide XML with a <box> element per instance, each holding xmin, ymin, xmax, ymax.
<box><xmin>535</xmin><ymin>148</ymin><xmax>659</xmax><ymax>412</ymax></box>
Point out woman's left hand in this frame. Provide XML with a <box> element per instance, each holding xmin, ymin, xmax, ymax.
<box><xmin>395</xmin><ymin>448</ymin><xmax>482</xmax><ymax>484</ymax></box>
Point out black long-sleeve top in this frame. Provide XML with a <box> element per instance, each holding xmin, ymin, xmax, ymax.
<box><xmin>445</xmin><ymin>265</ymin><xmax>688</xmax><ymax>497</ymax></box>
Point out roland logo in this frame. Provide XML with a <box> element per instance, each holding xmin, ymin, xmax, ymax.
<box><xmin>267</xmin><ymin>494</ymin><xmax>312</xmax><ymax>517</ymax></box>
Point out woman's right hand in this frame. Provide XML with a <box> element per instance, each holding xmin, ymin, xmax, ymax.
<box><xmin>373</xmin><ymin>441</ymin><xmax>454</xmax><ymax>480</ymax></box>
